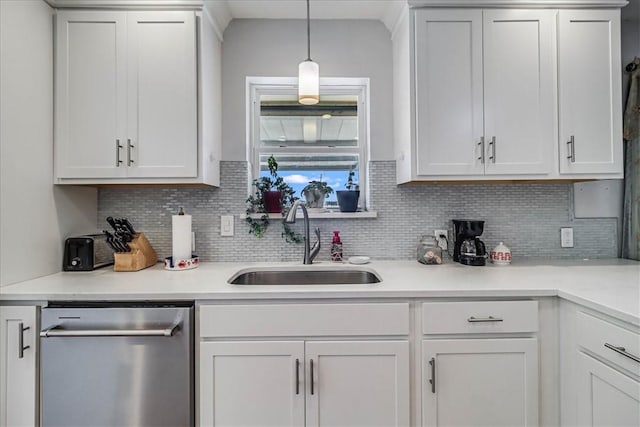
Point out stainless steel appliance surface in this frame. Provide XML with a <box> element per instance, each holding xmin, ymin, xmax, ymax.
<box><xmin>40</xmin><ymin>301</ymin><xmax>194</xmax><ymax>427</ymax></box>
<box><xmin>63</xmin><ymin>234</ymin><xmax>114</xmax><ymax>271</ymax></box>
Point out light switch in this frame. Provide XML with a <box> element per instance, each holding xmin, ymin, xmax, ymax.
<box><xmin>560</xmin><ymin>227</ymin><xmax>574</xmax><ymax>248</ymax></box>
<box><xmin>221</xmin><ymin>215</ymin><xmax>234</xmax><ymax>236</ymax></box>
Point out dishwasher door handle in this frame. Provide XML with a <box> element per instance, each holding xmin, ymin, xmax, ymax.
<box><xmin>40</xmin><ymin>324</ymin><xmax>179</xmax><ymax>338</ymax></box>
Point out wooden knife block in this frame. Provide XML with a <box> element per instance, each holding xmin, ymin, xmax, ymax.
<box><xmin>114</xmin><ymin>232</ymin><xmax>158</xmax><ymax>272</ymax></box>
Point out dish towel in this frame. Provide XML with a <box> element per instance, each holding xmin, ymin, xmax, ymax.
<box><xmin>622</xmin><ymin>57</ymin><xmax>640</xmax><ymax>260</ymax></box>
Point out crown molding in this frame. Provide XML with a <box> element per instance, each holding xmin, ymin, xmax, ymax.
<box><xmin>46</xmin><ymin>0</ymin><xmax>203</xmax><ymax>10</ymax></box>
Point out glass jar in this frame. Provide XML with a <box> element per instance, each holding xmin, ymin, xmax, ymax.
<box><xmin>417</xmin><ymin>235</ymin><xmax>442</xmax><ymax>265</ymax></box>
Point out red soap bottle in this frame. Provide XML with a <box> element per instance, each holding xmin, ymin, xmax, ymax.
<box><xmin>331</xmin><ymin>231</ymin><xmax>343</xmax><ymax>262</ymax></box>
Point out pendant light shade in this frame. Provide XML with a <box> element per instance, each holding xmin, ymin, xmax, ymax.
<box><xmin>298</xmin><ymin>60</ymin><xmax>319</xmax><ymax>105</ymax></box>
<box><xmin>299</xmin><ymin>0</ymin><xmax>319</xmax><ymax>105</ymax></box>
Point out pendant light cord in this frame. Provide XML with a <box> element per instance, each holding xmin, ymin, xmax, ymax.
<box><xmin>306</xmin><ymin>0</ymin><xmax>311</xmax><ymax>61</ymax></box>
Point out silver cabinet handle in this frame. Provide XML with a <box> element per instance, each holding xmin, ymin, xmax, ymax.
<box><xmin>18</xmin><ymin>322</ymin><xmax>30</xmax><ymax>359</ymax></box>
<box><xmin>467</xmin><ymin>316</ymin><xmax>504</xmax><ymax>323</ymax></box>
<box><xmin>488</xmin><ymin>136</ymin><xmax>496</xmax><ymax>163</ymax></box>
<box><xmin>115</xmin><ymin>139</ymin><xmax>123</xmax><ymax>167</ymax></box>
<box><xmin>605</xmin><ymin>343</ymin><xmax>640</xmax><ymax>363</ymax></box>
<box><xmin>310</xmin><ymin>359</ymin><xmax>315</xmax><ymax>395</ymax></box>
<box><xmin>428</xmin><ymin>357</ymin><xmax>436</xmax><ymax>393</ymax></box>
<box><xmin>477</xmin><ymin>137</ymin><xmax>485</xmax><ymax>163</ymax></box>
<box><xmin>295</xmin><ymin>359</ymin><xmax>300</xmax><ymax>395</ymax></box>
<box><xmin>127</xmin><ymin>139</ymin><xmax>135</xmax><ymax>166</ymax></box>
<box><xmin>567</xmin><ymin>135</ymin><xmax>575</xmax><ymax>163</ymax></box>
<box><xmin>40</xmin><ymin>324</ymin><xmax>178</xmax><ymax>338</ymax></box>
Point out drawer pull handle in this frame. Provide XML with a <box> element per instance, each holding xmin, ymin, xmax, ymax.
<box><xmin>604</xmin><ymin>343</ymin><xmax>640</xmax><ymax>363</ymax></box>
<box><xmin>295</xmin><ymin>359</ymin><xmax>300</xmax><ymax>395</ymax></box>
<box><xmin>567</xmin><ymin>135</ymin><xmax>576</xmax><ymax>162</ymax></box>
<box><xmin>18</xmin><ymin>322</ymin><xmax>30</xmax><ymax>359</ymax></box>
<box><xmin>428</xmin><ymin>357</ymin><xmax>436</xmax><ymax>394</ymax></box>
<box><xmin>310</xmin><ymin>359</ymin><xmax>315</xmax><ymax>395</ymax></box>
<box><xmin>477</xmin><ymin>137</ymin><xmax>485</xmax><ymax>163</ymax></box>
<box><xmin>115</xmin><ymin>139</ymin><xmax>123</xmax><ymax>167</ymax></box>
<box><xmin>467</xmin><ymin>316</ymin><xmax>504</xmax><ymax>323</ymax></box>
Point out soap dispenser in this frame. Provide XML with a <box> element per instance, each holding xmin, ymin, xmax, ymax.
<box><xmin>331</xmin><ymin>231</ymin><xmax>343</xmax><ymax>262</ymax></box>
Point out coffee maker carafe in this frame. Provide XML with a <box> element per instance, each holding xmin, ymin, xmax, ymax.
<box><xmin>452</xmin><ymin>219</ymin><xmax>487</xmax><ymax>266</ymax></box>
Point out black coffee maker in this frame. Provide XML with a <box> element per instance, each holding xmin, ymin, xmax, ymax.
<box><xmin>452</xmin><ymin>220</ymin><xmax>487</xmax><ymax>266</ymax></box>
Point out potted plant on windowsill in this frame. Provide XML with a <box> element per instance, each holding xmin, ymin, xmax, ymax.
<box><xmin>302</xmin><ymin>176</ymin><xmax>333</xmax><ymax>211</ymax></box>
<box><xmin>336</xmin><ymin>168</ymin><xmax>360</xmax><ymax>212</ymax></box>
<box><xmin>245</xmin><ymin>155</ymin><xmax>302</xmax><ymax>242</ymax></box>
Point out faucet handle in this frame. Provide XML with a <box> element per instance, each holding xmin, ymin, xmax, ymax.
<box><xmin>314</xmin><ymin>227</ymin><xmax>321</xmax><ymax>240</ymax></box>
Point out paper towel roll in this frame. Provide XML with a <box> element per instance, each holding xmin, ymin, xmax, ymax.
<box><xmin>172</xmin><ymin>214</ymin><xmax>192</xmax><ymax>261</ymax></box>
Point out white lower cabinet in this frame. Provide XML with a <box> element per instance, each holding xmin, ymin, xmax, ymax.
<box><xmin>420</xmin><ymin>300</ymin><xmax>539</xmax><ymax>427</ymax></box>
<box><xmin>577</xmin><ymin>352</ymin><xmax>640</xmax><ymax>427</ymax></box>
<box><xmin>422</xmin><ymin>338</ymin><xmax>539</xmax><ymax>427</ymax></box>
<box><xmin>198</xmin><ymin>303</ymin><xmax>411</xmax><ymax>427</ymax></box>
<box><xmin>199</xmin><ymin>341</ymin><xmax>305</xmax><ymax>426</ymax></box>
<box><xmin>570</xmin><ymin>309</ymin><xmax>640</xmax><ymax>427</ymax></box>
<box><xmin>0</xmin><ymin>306</ymin><xmax>37</xmax><ymax>427</ymax></box>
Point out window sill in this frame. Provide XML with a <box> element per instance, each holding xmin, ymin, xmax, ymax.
<box><xmin>246</xmin><ymin>210</ymin><xmax>378</xmax><ymax>220</ymax></box>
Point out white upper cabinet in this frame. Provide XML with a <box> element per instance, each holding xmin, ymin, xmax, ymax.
<box><xmin>414</xmin><ymin>9</ymin><xmax>484</xmax><ymax>176</ymax></box>
<box><xmin>55</xmin><ymin>8</ymin><xmax>220</xmax><ymax>186</ymax></box>
<box><xmin>558</xmin><ymin>9</ymin><xmax>623</xmax><ymax>176</ymax></box>
<box><xmin>414</xmin><ymin>9</ymin><xmax>554</xmax><ymax>178</ymax></box>
<box><xmin>482</xmin><ymin>9</ymin><xmax>555</xmax><ymax>176</ymax></box>
<box><xmin>125</xmin><ymin>12</ymin><xmax>197</xmax><ymax>178</ymax></box>
<box><xmin>396</xmin><ymin>3</ymin><xmax>624</xmax><ymax>183</ymax></box>
<box><xmin>55</xmin><ymin>11</ymin><xmax>127</xmax><ymax>179</ymax></box>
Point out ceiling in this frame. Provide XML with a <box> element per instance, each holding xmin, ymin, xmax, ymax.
<box><xmin>207</xmin><ymin>0</ymin><xmax>406</xmax><ymax>34</ymax></box>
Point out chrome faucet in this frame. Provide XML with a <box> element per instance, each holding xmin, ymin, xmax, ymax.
<box><xmin>284</xmin><ymin>199</ymin><xmax>320</xmax><ymax>264</ymax></box>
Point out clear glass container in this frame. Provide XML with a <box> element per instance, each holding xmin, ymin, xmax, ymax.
<box><xmin>417</xmin><ymin>235</ymin><xmax>442</xmax><ymax>265</ymax></box>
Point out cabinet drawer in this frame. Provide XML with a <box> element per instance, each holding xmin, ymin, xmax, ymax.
<box><xmin>577</xmin><ymin>311</ymin><xmax>640</xmax><ymax>376</ymax></box>
<box><xmin>199</xmin><ymin>303</ymin><xmax>410</xmax><ymax>338</ymax></box>
<box><xmin>422</xmin><ymin>301</ymin><xmax>538</xmax><ymax>334</ymax></box>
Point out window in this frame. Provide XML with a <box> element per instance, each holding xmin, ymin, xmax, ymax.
<box><xmin>248</xmin><ymin>77</ymin><xmax>369</xmax><ymax>210</ymax></box>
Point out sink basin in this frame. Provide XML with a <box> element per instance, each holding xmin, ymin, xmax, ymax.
<box><xmin>228</xmin><ymin>267</ymin><xmax>381</xmax><ymax>285</ymax></box>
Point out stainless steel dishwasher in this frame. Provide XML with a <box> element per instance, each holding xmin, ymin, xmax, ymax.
<box><xmin>40</xmin><ymin>301</ymin><xmax>194</xmax><ymax>427</ymax></box>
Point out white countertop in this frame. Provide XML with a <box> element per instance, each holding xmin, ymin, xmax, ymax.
<box><xmin>1</xmin><ymin>259</ymin><xmax>639</xmax><ymax>325</ymax></box>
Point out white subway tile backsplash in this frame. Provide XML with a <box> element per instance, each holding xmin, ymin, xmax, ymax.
<box><xmin>97</xmin><ymin>161</ymin><xmax>618</xmax><ymax>262</ymax></box>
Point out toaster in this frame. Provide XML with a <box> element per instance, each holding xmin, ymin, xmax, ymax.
<box><xmin>63</xmin><ymin>234</ymin><xmax>114</xmax><ymax>271</ymax></box>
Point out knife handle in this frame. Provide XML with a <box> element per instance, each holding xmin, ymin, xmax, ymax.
<box><xmin>122</xmin><ymin>218</ymin><xmax>136</xmax><ymax>235</ymax></box>
<box><xmin>106</xmin><ymin>216</ymin><xmax>118</xmax><ymax>231</ymax></box>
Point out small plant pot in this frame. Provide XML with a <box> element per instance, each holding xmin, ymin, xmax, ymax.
<box><xmin>336</xmin><ymin>190</ymin><xmax>360</xmax><ymax>212</ymax></box>
<box><xmin>263</xmin><ymin>191</ymin><xmax>283</xmax><ymax>213</ymax></box>
<box><xmin>302</xmin><ymin>188</ymin><xmax>326</xmax><ymax>209</ymax></box>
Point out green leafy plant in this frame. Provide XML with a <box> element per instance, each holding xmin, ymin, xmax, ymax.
<box><xmin>301</xmin><ymin>175</ymin><xmax>333</xmax><ymax>208</ymax></box>
<box><xmin>345</xmin><ymin>168</ymin><xmax>359</xmax><ymax>191</ymax></box>
<box><xmin>245</xmin><ymin>155</ymin><xmax>303</xmax><ymax>243</ymax></box>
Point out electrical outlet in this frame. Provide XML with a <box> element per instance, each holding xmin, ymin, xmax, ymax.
<box><xmin>560</xmin><ymin>227</ymin><xmax>574</xmax><ymax>248</ymax></box>
<box><xmin>434</xmin><ymin>229</ymin><xmax>448</xmax><ymax>250</ymax></box>
<box><xmin>221</xmin><ymin>215</ymin><xmax>234</xmax><ymax>236</ymax></box>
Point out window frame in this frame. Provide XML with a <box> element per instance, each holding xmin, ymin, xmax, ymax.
<box><xmin>247</xmin><ymin>76</ymin><xmax>370</xmax><ymax>210</ymax></box>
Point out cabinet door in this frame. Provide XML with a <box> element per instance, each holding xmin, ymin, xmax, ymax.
<box><xmin>558</xmin><ymin>10</ymin><xmax>623</xmax><ymax>175</ymax></box>
<box><xmin>126</xmin><ymin>11</ymin><xmax>197</xmax><ymax>178</ymax></box>
<box><xmin>422</xmin><ymin>338</ymin><xmax>538</xmax><ymax>427</ymax></box>
<box><xmin>414</xmin><ymin>9</ymin><xmax>484</xmax><ymax>176</ymax></box>
<box><xmin>483</xmin><ymin>10</ymin><xmax>555</xmax><ymax>175</ymax></box>
<box><xmin>55</xmin><ymin>11</ymin><xmax>128</xmax><ymax>178</ymax></box>
<box><xmin>0</xmin><ymin>306</ymin><xmax>37</xmax><ymax>427</ymax></box>
<box><xmin>577</xmin><ymin>352</ymin><xmax>640</xmax><ymax>427</ymax></box>
<box><xmin>199</xmin><ymin>341</ymin><xmax>305</xmax><ymax>426</ymax></box>
<box><xmin>305</xmin><ymin>340</ymin><xmax>410</xmax><ymax>427</ymax></box>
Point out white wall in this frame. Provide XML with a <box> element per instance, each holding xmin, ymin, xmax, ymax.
<box><xmin>0</xmin><ymin>0</ymin><xmax>97</xmax><ymax>287</ymax></box>
<box><xmin>221</xmin><ymin>18</ymin><xmax>394</xmax><ymax>161</ymax></box>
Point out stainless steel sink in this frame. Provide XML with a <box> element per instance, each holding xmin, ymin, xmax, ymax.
<box><xmin>228</xmin><ymin>267</ymin><xmax>381</xmax><ymax>285</ymax></box>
